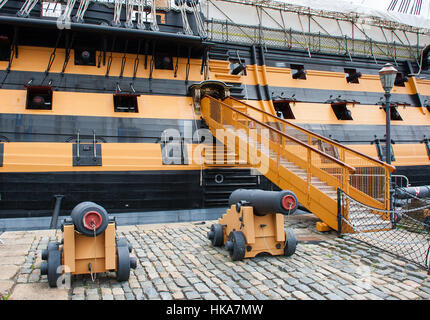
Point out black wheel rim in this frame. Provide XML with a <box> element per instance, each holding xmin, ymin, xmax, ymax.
<box><xmin>117</xmin><ymin>245</ymin><xmax>131</xmax><ymax>282</ymax></box>
<box><xmin>47</xmin><ymin>250</ymin><xmax>61</xmax><ymax>288</ymax></box>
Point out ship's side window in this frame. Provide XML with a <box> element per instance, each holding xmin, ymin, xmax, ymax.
<box><xmin>229</xmin><ymin>58</ymin><xmax>247</xmax><ymax>76</ymax></box>
<box><xmin>383</xmin><ymin>105</ymin><xmax>403</xmax><ymax>121</ymax></box>
<box><xmin>113</xmin><ymin>94</ymin><xmax>139</xmax><ymax>113</ymax></box>
<box><xmin>74</xmin><ymin>48</ymin><xmax>96</xmax><ymax>66</ymax></box>
<box><xmin>331</xmin><ymin>103</ymin><xmax>353</xmax><ymax>120</ymax></box>
<box><xmin>154</xmin><ymin>54</ymin><xmax>173</xmax><ymax>70</ymax></box>
<box><xmin>26</xmin><ymin>86</ymin><xmax>53</xmax><ymax>110</ymax></box>
<box><xmin>0</xmin><ymin>35</ymin><xmax>10</xmax><ymax>61</ymax></box>
<box><xmin>291</xmin><ymin>64</ymin><xmax>306</xmax><ymax>80</ymax></box>
<box><xmin>394</xmin><ymin>72</ymin><xmax>408</xmax><ymax>87</ymax></box>
<box><xmin>274</xmin><ymin>101</ymin><xmax>295</xmax><ymax>119</ymax></box>
<box><xmin>345</xmin><ymin>68</ymin><xmax>362</xmax><ymax>83</ymax></box>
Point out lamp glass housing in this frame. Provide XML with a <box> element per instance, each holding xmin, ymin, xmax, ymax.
<box><xmin>379</xmin><ymin>63</ymin><xmax>398</xmax><ymax>92</ymax></box>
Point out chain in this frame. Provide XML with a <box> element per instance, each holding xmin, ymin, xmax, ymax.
<box><xmin>89</xmin><ymin>223</ymin><xmax>97</xmax><ymax>282</ymax></box>
<box><xmin>342</xmin><ymin>190</ymin><xmax>430</xmax><ymax>214</ymax></box>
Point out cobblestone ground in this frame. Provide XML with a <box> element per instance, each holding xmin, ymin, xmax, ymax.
<box><xmin>1</xmin><ymin>214</ymin><xmax>429</xmax><ymax>300</ymax></box>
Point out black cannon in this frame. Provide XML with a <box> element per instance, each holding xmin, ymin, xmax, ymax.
<box><xmin>208</xmin><ymin>189</ymin><xmax>299</xmax><ymax>261</ymax></box>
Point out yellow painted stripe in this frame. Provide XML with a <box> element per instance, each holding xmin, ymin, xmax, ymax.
<box><xmin>241</xmin><ymin>100</ymin><xmax>430</xmax><ymax>126</ymax></box>
<box><xmin>0</xmin><ymin>45</ymin><xmax>207</xmax><ymax>82</ymax></box>
<box><xmin>0</xmin><ymin>89</ymin><xmax>198</xmax><ymax>119</ymax></box>
<box><xmin>0</xmin><ymin>46</ymin><xmax>427</xmax><ymax>99</ymax></box>
<box><xmin>0</xmin><ymin>142</ymin><xmax>203</xmax><ymax>172</ymax></box>
<box><xmin>345</xmin><ymin>143</ymin><xmax>430</xmax><ymax>166</ymax></box>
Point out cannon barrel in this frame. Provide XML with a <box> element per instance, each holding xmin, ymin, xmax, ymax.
<box><xmin>228</xmin><ymin>189</ymin><xmax>298</xmax><ymax>216</ymax></box>
<box><xmin>71</xmin><ymin>201</ymin><xmax>109</xmax><ymax>237</ymax></box>
<box><xmin>394</xmin><ymin>186</ymin><xmax>430</xmax><ymax>199</ymax></box>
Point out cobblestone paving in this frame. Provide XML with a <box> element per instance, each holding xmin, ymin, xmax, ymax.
<box><xmin>1</xmin><ymin>214</ymin><xmax>429</xmax><ymax>300</ymax></box>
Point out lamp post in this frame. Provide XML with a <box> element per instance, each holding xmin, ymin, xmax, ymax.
<box><xmin>378</xmin><ymin>63</ymin><xmax>398</xmax><ymax>165</ymax></box>
<box><xmin>378</xmin><ymin>63</ymin><xmax>398</xmax><ymax>212</ymax></box>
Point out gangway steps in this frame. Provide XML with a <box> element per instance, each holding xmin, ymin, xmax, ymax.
<box><xmin>201</xmin><ymin>95</ymin><xmax>394</xmax><ymax>233</ymax></box>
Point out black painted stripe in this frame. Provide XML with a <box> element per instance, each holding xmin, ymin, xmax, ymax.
<box><xmin>1</xmin><ymin>112</ymin><xmax>429</xmax><ymax>144</ymax></box>
<box><xmin>296</xmin><ymin>123</ymin><xmax>430</xmax><ymax>144</ymax></box>
<box><xmin>0</xmin><ymin>170</ymin><xmax>203</xmax><ymax>218</ymax></box>
<box><xmin>0</xmin><ymin>70</ymin><xmax>199</xmax><ymax>96</ymax></box>
<box><xmin>0</xmin><ymin>113</ymin><xmax>202</xmax><ymax>143</ymax></box>
<box><xmin>1</xmin><ymin>69</ymin><xmax>426</xmax><ymax>106</ymax></box>
<box><xmin>393</xmin><ymin>165</ymin><xmax>430</xmax><ymax>186</ymax></box>
<box><xmin>0</xmin><ymin>168</ymin><xmax>263</xmax><ymax>218</ymax></box>
<box><xmin>269</xmin><ymin>85</ymin><xmax>420</xmax><ymax>107</ymax></box>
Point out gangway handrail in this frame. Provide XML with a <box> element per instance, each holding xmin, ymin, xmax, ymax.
<box><xmin>228</xmin><ymin>96</ymin><xmax>396</xmax><ymax>173</ymax></box>
<box><xmin>203</xmin><ymin>94</ymin><xmax>357</xmax><ymax>174</ymax></box>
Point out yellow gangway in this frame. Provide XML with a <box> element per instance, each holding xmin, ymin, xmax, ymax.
<box><xmin>200</xmin><ymin>95</ymin><xmax>396</xmax><ymax>233</ymax></box>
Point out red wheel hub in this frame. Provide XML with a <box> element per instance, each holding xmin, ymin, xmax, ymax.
<box><xmin>82</xmin><ymin>211</ymin><xmax>102</xmax><ymax>230</ymax></box>
<box><xmin>282</xmin><ymin>195</ymin><xmax>297</xmax><ymax>211</ymax></box>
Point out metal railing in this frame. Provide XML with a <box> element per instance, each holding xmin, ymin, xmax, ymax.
<box><xmin>226</xmin><ymin>96</ymin><xmax>395</xmax><ymax>211</ymax></box>
<box><xmin>201</xmin><ymin>95</ymin><xmax>356</xmax><ymax>212</ymax></box>
<box><xmin>206</xmin><ymin>19</ymin><xmax>421</xmax><ymax>63</ymax></box>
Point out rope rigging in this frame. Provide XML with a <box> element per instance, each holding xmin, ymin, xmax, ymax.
<box><xmin>0</xmin><ymin>0</ymin><xmax>8</xmax><ymax>10</ymax></box>
<box><xmin>136</xmin><ymin>0</ymin><xmax>146</xmax><ymax>29</ymax></box>
<box><xmin>74</xmin><ymin>0</ymin><xmax>91</xmax><ymax>23</ymax></box>
<box><xmin>112</xmin><ymin>0</ymin><xmax>122</xmax><ymax>26</ymax></box>
<box><xmin>149</xmin><ymin>0</ymin><xmax>159</xmax><ymax>31</ymax></box>
<box><xmin>187</xmin><ymin>0</ymin><xmax>206</xmax><ymax>38</ymax></box>
<box><xmin>57</xmin><ymin>0</ymin><xmax>76</xmax><ymax>25</ymax></box>
<box><xmin>17</xmin><ymin>0</ymin><xmax>39</xmax><ymax>17</ymax></box>
<box><xmin>125</xmin><ymin>0</ymin><xmax>134</xmax><ymax>28</ymax></box>
<box><xmin>175</xmin><ymin>0</ymin><xmax>193</xmax><ymax>35</ymax></box>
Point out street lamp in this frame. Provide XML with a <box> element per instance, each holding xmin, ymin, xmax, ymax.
<box><xmin>378</xmin><ymin>63</ymin><xmax>398</xmax><ymax>165</ymax></box>
<box><xmin>379</xmin><ymin>62</ymin><xmax>398</xmax><ymax>214</ymax></box>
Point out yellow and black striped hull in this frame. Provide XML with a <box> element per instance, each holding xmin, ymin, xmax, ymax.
<box><xmin>1</xmin><ymin>32</ymin><xmax>430</xmax><ymax>219</ymax></box>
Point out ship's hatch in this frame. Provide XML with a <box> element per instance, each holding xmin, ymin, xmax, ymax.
<box><xmin>383</xmin><ymin>105</ymin><xmax>403</xmax><ymax>121</ymax></box>
<box><xmin>0</xmin><ymin>35</ymin><xmax>10</xmax><ymax>61</ymax></box>
<box><xmin>113</xmin><ymin>94</ymin><xmax>139</xmax><ymax>113</ymax></box>
<box><xmin>26</xmin><ymin>86</ymin><xmax>53</xmax><ymax>110</ymax></box>
<box><xmin>154</xmin><ymin>53</ymin><xmax>173</xmax><ymax>70</ymax></box>
<box><xmin>331</xmin><ymin>102</ymin><xmax>353</xmax><ymax>120</ymax></box>
<box><xmin>273</xmin><ymin>100</ymin><xmax>295</xmax><ymax>119</ymax></box>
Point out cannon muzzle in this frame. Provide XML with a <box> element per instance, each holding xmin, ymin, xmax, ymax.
<box><xmin>228</xmin><ymin>189</ymin><xmax>298</xmax><ymax>216</ymax></box>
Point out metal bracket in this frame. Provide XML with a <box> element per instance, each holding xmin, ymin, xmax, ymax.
<box><xmin>371</xmin><ymin>136</ymin><xmax>395</xmax><ymax>162</ymax></box>
<box><xmin>45</xmin><ymin>30</ymin><xmax>62</xmax><ymax>75</ymax></box>
<box><xmin>0</xmin><ymin>143</ymin><xmax>3</xmax><ymax>167</ymax></box>
<box><xmin>132</xmin><ymin>40</ymin><xmax>142</xmax><ymax>80</ymax></box>
<box><xmin>105</xmin><ymin>37</ymin><xmax>117</xmax><ymax>78</ymax></box>
<box><xmin>421</xmin><ymin>135</ymin><xmax>430</xmax><ymax>160</ymax></box>
<box><xmin>97</xmin><ymin>36</ymin><xmax>107</xmax><ymax>68</ymax></box>
<box><xmin>174</xmin><ymin>45</ymin><xmax>180</xmax><ymax>78</ymax></box>
<box><xmin>61</xmin><ymin>32</ymin><xmax>75</xmax><ymax>76</ymax></box>
<box><xmin>119</xmin><ymin>39</ymin><xmax>129</xmax><ymax>78</ymax></box>
<box><xmin>73</xmin><ymin>130</ymin><xmax>102</xmax><ymax>166</ymax></box>
<box><xmin>185</xmin><ymin>47</ymin><xmax>191</xmax><ymax>83</ymax></box>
